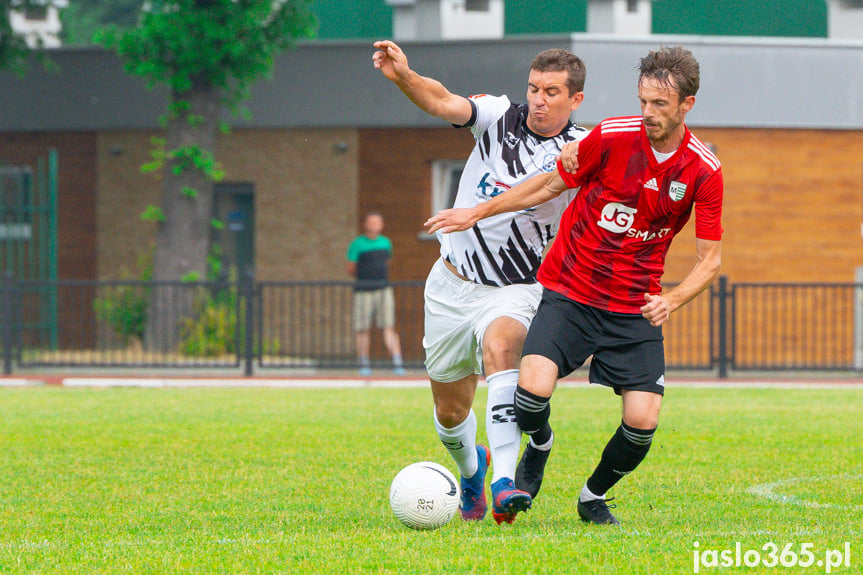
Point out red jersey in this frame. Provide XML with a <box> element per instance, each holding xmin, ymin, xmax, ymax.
<box><xmin>538</xmin><ymin>116</ymin><xmax>723</xmax><ymax>313</ymax></box>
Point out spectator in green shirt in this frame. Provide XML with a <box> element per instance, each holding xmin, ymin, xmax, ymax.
<box><xmin>347</xmin><ymin>211</ymin><xmax>405</xmax><ymax>376</ymax></box>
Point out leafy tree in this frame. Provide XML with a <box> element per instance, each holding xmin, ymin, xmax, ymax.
<box><xmin>60</xmin><ymin>0</ymin><xmax>144</xmax><ymax>45</ymax></box>
<box><xmin>98</xmin><ymin>0</ymin><xmax>316</xmax><ymax>351</ymax></box>
<box><xmin>0</xmin><ymin>0</ymin><xmax>54</xmax><ymax>71</ymax></box>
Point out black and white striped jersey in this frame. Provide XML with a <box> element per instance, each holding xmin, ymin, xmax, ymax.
<box><xmin>437</xmin><ymin>94</ymin><xmax>588</xmax><ymax>287</ymax></box>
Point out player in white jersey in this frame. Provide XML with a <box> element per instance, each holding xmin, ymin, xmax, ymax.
<box><xmin>440</xmin><ymin>92</ymin><xmax>584</xmax><ymax>287</ymax></box>
<box><xmin>373</xmin><ymin>40</ymin><xmax>587</xmax><ymax>524</ymax></box>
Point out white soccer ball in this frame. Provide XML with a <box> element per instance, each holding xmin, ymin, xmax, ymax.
<box><xmin>389</xmin><ymin>461</ymin><xmax>461</xmax><ymax>530</ymax></box>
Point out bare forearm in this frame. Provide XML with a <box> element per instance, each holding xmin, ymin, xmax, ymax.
<box><xmin>664</xmin><ymin>241</ymin><xmax>721</xmax><ymax>313</ymax></box>
<box><xmin>425</xmin><ymin>170</ymin><xmax>568</xmax><ymax>234</ymax></box>
<box><xmin>396</xmin><ymin>71</ymin><xmax>447</xmax><ymax>113</ymax></box>
<box><xmin>374</xmin><ymin>40</ymin><xmax>471</xmax><ymax>125</ymax></box>
<box><xmin>479</xmin><ymin>171</ymin><xmax>566</xmax><ymax>218</ymax></box>
<box><xmin>394</xmin><ymin>71</ymin><xmax>470</xmax><ymax>125</ymax></box>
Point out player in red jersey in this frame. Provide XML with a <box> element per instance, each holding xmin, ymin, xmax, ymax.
<box><xmin>425</xmin><ymin>46</ymin><xmax>723</xmax><ymax>525</ymax></box>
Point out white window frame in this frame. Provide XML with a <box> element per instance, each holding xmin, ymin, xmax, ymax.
<box><xmin>465</xmin><ymin>0</ymin><xmax>490</xmax><ymax>12</ymax></box>
<box><xmin>431</xmin><ymin>159</ymin><xmax>466</xmax><ymax>215</ymax></box>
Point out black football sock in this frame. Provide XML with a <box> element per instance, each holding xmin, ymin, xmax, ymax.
<box><xmin>514</xmin><ymin>385</ymin><xmax>553</xmax><ymax>446</ymax></box>
<box><xmin>585</xmin><ymin>421</ymin><xmax>655</xmax><ymax>498</ymax></box>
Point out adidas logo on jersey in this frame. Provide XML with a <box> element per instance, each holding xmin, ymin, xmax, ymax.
<box><xmin>644</xmin><ymin>178</ymin><xmax>659</xmax><ymax>191</ymax></box>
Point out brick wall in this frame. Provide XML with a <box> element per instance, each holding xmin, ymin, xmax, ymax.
<box><xmin>97</xmin><ymin>128</ymin><xmax>360</xmax><ymax>282</ymax></box>
<box><xmin>220</xmin><ymin>128</ymin><xmax>359</xmax><ymax>282</ymax></box>
<box><xmin>85</xmin><ymin>124</ymin><xmax>863</xmax><ymax>364</ymax></box>
<box><xmin>96</xmin><ymin>130</ymin><xmax>161</xmax><ymax>280</ymax></box>
<box><xmin>94</xmin><ymin>125</ymin><xmax>863</xmax><ymax>286</ymax></box>
<box><xmin>358</xmin><ymin>127</ymin><xmax>476</xmax><ymax>281</ymax></box>
<box><xmin>662</xmin><ymin>127</ymin><xmax>863</xmax><ymax>285</ymax></box>
<box><xmin>0</xmin><ymin>131</ymin><xmax>97</xmax><ymax>280</ymax></box>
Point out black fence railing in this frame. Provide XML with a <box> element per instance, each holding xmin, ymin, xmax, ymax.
<box><xmin>730</xmin><ymin>282</ymin><xmax>863</xmax><ymax>371</ymax></box>
<box><xmin>3</xmin><ymin>275</ymin><xmax>863</xmax><ymax>377</ymax></box>
<box><xmin>256</xmin><ymin>280</ymin><xmax>425</xmax><ymax>370</ymax></box>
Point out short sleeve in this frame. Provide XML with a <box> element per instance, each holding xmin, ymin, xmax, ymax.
<box><xmin>694</xmin><ymin>170</ymin><xmax>724</xmax><ymax>241</ymax></box>
<box><xmin>346</xmin><ymin>238</ymin><xmax>360</xmax><ymax>262</ymax></box>
<box><xmin>468</xmin><ymin>94</ymin><xmax>512</xmax><ymax>140</ymax></box>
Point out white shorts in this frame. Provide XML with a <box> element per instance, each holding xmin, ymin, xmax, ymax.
<box><xmin>423</xmin><ymin>258</ymin><xmax>542</xmax><ymax>383</ymax></box>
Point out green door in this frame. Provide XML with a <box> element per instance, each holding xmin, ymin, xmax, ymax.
<box><xmin>0</xmin><ymin>150</ymin><xmax>58</xmax><ymax>350</ymax></box>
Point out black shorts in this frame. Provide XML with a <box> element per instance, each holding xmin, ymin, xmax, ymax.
<box><xmin>523</xmin><ymin>289</ymin><xmax>666</xmax><ymax>395</ymax></box>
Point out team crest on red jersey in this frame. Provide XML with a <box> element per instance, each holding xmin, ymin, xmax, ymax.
<box><xmin>669</xmin><ymin>181</ymin><xmax>687</xmax><ymax>201</ymax></box>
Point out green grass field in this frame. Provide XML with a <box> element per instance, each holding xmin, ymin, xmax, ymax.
<box><xmin>0</xmin><ymin>384</ymin><xmax>860</xmax><ymax>574</ymax></box>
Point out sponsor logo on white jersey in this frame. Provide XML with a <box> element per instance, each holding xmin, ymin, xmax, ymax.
<box><xmin>475</xmin><ymin>172</ymin><xmax>510</xmax><ymax>200</ymax></box>
<box><xmin>644</xmin><ymin>177</ymin><xmax>659</xmax><ymax>191</ymax></box>
<box><xmin>597</xmin><ymin>202</ymin><xmax>637</xmax><ymax>234</ymax></box>
<box><xmin>504</xmin><ymin>131</ymin><xmax>519</xmax><ymax>149</ymax></box>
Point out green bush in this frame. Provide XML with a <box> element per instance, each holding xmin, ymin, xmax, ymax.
<box><xmin>178</xmin><ymin>286</ymin><xmax>280</xmax><ymax>358</ymax></box>
<box><xmin>94</xmin><ymin>250</ymin><xmax>153</xmax><ymax>346</ymax></box>
<box><xmin>179</xmin><ymin>287</ymin><xmax>237</xmax><ymax>357</ymax></box>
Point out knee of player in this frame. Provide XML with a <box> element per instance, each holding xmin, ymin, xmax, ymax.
<box><xmin>434</xmin><ymin>402</ymin><xmax>472</xmax><ymax>429</ymax></box>
<box><xmin>481</xmin><ymin>335</ymin><xmax>523</xmax><ymax>370</ymax></box>
<box><xmin>622</xmin><ymin>413</ymin><xmax>660</xmax><ymax>431</ymax></box>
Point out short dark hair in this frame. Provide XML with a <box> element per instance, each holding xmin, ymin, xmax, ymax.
<box><xmin>530</xmin><ymin>48</ymin><xmax>586</xmax><ymax>96</ymax></box>
<box><xmin>638</xmin><ymin>46</ymin><xmax>700</xmax><ymax>100</ymax></box>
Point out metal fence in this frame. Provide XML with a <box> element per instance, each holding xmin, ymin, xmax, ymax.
<box><xmin>730</xmin><ymin>282</ymin><xmax>863</xmax><ymax>371</ymax></box>
<box><xmin>3</xmin><ymin>275</ymin><xmax>863</xmax><ymax>377</ymax></box>
<box><xmin>256</xmin><ymin>280</ymin><xmax>425</xmax><ymax>370</ymax></box>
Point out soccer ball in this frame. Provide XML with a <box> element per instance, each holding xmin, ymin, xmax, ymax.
<box><xmin>389</xmin><ymin>461</ymin><xmax>460</xmax><ymax>530</ymax></box>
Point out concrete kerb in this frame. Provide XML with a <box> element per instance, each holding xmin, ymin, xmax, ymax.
<box><xmin>3</xmin><ymin>373</ymin><xmax>863</xmax><ymax>389</ymax></box>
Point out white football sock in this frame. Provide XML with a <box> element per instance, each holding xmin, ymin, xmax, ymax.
<box><xmin>485</xmin><ymin>369</ymin><xmax>520</xmax><ymax>484</ymax></box>
<box><xmin>434</xmin><ymin>407</ymin><xmax>478</xmax><ymax>479</ymax></box>
<box><xmin>530</xmin><ymin>431</ymin><xmax>554</xmax><ymax>452</ymax></box>
<box><xmin>580</xmin><ymin>482</ymin><xmax>605</xmax><ymax>503</ymax></box>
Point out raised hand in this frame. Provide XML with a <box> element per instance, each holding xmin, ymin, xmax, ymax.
<box><xmin>372</xmin><ymin>40</ymin><xmax>410</xmax><ymax>83</ymax></box>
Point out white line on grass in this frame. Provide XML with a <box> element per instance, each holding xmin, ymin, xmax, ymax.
<box><xmin>60</xmin><ymin>377</ymin><xmax>372</xmax><ymax>388</ymax></box>
<box><xmin>746</xmin><ymin>474</ymin><xmax>863</xmax><ymax>510</ymax></box>
<box><xmin>0</xmin><ymin>378</ymin><xmax>43</xmax><ymax>387</ymax></box>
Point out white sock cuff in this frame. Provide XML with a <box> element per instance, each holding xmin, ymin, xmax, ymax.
<box><xmin>485</xmin><ymin>369</ymin><xmax>519</xmax><ymax>387</ymax></box>
<box><xmin>530</xmin><ymin>431</ymin><xmax>554</xmax><ymax>451</ymax></box>
<box><xmin>434</xmin><ymin>407</ymin><xmax>477</xmax><ymax>437</ymax></box>
<box><xmin>580</xmin><ymin>483</ymin><xmax>605</xmax><ymax>502</ymax></box>
<box><xmin>434</xmin><ymin>407</ymin><xmax>478</xmax><ymax>479</ymax></box>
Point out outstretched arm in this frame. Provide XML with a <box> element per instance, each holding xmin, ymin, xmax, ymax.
<box><xmin>425</xmin><ymin>169</ymin><xmax>570</xmax><ymax>234</ymax></box>
<box><xmin>640</xmin><ymin>238</ymin><xmax>721</xmax><ymax>327</ymax></box>
<box><xmin>372</xmin><ymin>40</ymin><xmax>473</xmax><ymax>126</ymax></box>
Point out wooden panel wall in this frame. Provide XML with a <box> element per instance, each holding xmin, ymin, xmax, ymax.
<box><xmin>663</xmin><ymin>128</ymin><xmax>863</xmax><ymax>285</ymax></box>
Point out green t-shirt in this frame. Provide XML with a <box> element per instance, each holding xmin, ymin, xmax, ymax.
<box><xmin>347</xmin><ymin>235</ymin><xmax>392</xmax><ymax>291</ymax></box>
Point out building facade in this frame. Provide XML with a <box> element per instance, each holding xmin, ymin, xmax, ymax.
<box><xmin>2</xmin><ymin>33</ymin><xmax>863</xmax><ymax>362</ymax></box>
